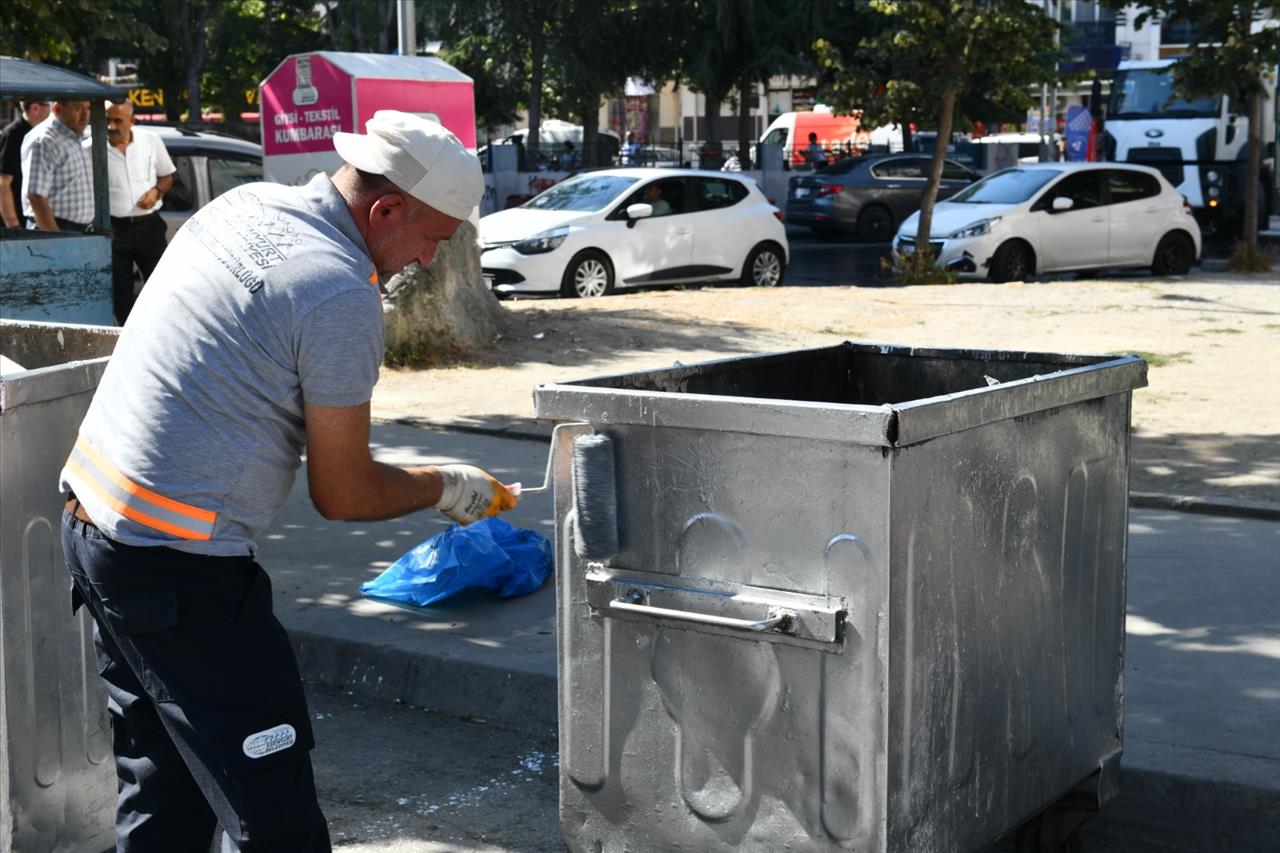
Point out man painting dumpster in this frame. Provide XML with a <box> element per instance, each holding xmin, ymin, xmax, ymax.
<box><xmin>58</xmin><ymin>111</ymin><xmax>517</xmax><ymax>852</ymax></box>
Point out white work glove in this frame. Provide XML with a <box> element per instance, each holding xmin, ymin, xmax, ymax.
<box><xmin>435</xmin><ymin>464</ymin><xmax>518</xmax><ymax>525</ymax></box>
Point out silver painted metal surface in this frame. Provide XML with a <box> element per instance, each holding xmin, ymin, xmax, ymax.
<box><xmin>1</xmin><ymin>320</ymin><xmax>119</xmax><ymax>853</ymax></box>
<box><xmin>535</xmin><ymin>341</ymin><xmax>1146</xmax><ymax>853</ymax></box>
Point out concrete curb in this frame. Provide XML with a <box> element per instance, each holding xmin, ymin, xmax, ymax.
<box><xmin>1130</xmin><ymin>491</ymin><xmax>1280</xmax><ymax>521</ymax></box>
<box><xmin>290</xmin><ymin>630</ymin><xmax>558</xmax><ymax>734</ymax></box>
<box><xmin>378</xmin><ymin>417</ymin><xmax>1280</xmax><ymax>522</ymax></box>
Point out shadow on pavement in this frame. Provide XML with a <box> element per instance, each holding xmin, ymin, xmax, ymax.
<box><xmin>441</xmin><ymin>305</ymin><xmax>787</xmax><ymax>371</ymax></box>
<box><xmin>1131</xmin><ymin>431</ymin><xmax>1280</xmax><ymax>504</ymax></box>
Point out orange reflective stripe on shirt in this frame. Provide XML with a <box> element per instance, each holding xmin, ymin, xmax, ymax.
<box><xmin>67</xmin><ymin>436</ymin><xmax>217</xmax><ymax>541</ymax></box>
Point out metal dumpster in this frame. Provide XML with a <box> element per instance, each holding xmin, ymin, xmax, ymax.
<box><xmin>533</xmin><ymin>341</ymin><xmax>1147</xmax><ymax>853</ymax></box>
<box><xmin>1</xmin><ymin>320</ymin><xmax>119</xmax><ymax>853</ymax></box>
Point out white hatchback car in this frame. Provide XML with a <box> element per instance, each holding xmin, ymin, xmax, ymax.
<box><xmin>479</xmin><ymin>168</ymin><xmax>788</xmax><ymax>297</ymax></box>
<box><xmin>894</xmin><ymin>163</ymin><xmax>1202</xmax><ymax>282</ymax></box>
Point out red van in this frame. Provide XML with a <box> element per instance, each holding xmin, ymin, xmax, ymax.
<box><xmin>759</xmin><ymin>109</ymin><xmax>862</xmax><ymax>167</ymax></box>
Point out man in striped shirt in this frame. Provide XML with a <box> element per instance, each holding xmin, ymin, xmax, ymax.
<box><xmin>23</xmin><ymin>99</ymin><xmax>94</xmax><ymax>231</ymax></box>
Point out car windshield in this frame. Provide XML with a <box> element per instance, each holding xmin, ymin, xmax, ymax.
<box><xmin>525</xmin><ymin>175</ymin><xmax>638</xmax><ymax>211</ymax></box>
<box><xmin>1109</xmin><ymin>68</ymin><xmax>1220</xmax><ymax>119</ymax></box>
<box><xmin>948</xmin><ymin>168</ymin><xmax>1059</xmax><ymax>204</ymax></box>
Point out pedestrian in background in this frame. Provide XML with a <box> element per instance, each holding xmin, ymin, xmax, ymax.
<box><xmin>24</xmin><ymin>99</ymin><xmax>93</xmax><ymax>231</ymax></box>
<box><xmin>721</xmin><ymin>148</ymin><xmax>743</xmax><ymax>172</ymax></box>
<box><xmin>559</xmin><ymin>140</ymin><xmax>579</xmax><ymax>170</ymax></box>
<box><xmin>620</xmin><ymin>131</ymin><xmax>640</xmax><ymax>166</ymax></box>
<box><xmin>59</xmin><ymin>111</ymin><xmax>516</xmax><ymax>852</ymax></box>
<box><xmin>804</xmin><ymin>131</ymin><xmax>827</xmax><ymax>170</ymax></box>
<box><xmin>102</xmin><ymin>99</ymin><xmax>175</xmax><ymax>323</ymax></box>
<box><xmin>0</xmin><ymin>99</ymin><xmax>49</xmax><ymax>228</ymax></box>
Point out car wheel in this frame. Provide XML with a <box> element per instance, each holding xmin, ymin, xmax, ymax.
<box><xmin>989</xmin><ymin>239</ymin><xmax>1035</xmax><ymax>283</ymax></box>
<box><xmin>560</xmin><ymin>250</ymin><xmax>614</xmax><ymax>298</ymax></box>
<box><xmin>1150</xmin><ymin>232</ymin><xmax>1194</xmax><ymax>277</ymax></box>
<box><xmin>855</xmin><ymin>205</ymin><xmax>895</xmax><ymax>243</ymax></box>
<box><xmin>742</xmin><ymin>242</ymin><xmax>786</xmax><ymax>287</ymax></box>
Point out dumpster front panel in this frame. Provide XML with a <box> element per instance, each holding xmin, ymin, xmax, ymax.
<box><xmin>1</xmin><ymin>321</ymin><xmax>117</xmax><ymax>853</ymax></box>
<box><xmin>538</xmin><ymin>343</ymin><xmax>1144</xmax><ymax>853</ymax></box>
<box><xmin>555</xmin><ymin>423</ymin><xmax>892</xmax><ymax>853</ymax></box>
<box><xmin>885</xmin><ymin>393</ymin><xmax>1131</xmax><ymax>852</ymax></box>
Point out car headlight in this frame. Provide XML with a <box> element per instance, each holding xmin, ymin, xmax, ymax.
<box><xmin>947</xmin><ymin>217</ymin><xmax>1000</xmax><ymax>239</ymax></box>
<box><xmin>513</xmin><ymin>227</ymin><xmax>569</xmax><ymax>255</ymax></box>
<box><xmin>1206</xmin><ymin>169</ymin><xmax>1220</xmax><ymax>183</ymax></box>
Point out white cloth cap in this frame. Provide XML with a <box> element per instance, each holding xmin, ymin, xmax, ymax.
<box><xmin>333</xmin><ymin>110</ymin><xmax>482</xmax><ymax>220</ymax></box>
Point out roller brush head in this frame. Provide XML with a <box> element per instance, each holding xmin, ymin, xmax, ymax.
<box><xmin>571</xmin><ymin>433</ymin><xmax>619</xmax><ymax>560</ymax></box>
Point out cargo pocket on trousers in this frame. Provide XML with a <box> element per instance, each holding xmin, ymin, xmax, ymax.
<box><xmin>99</xmin><ymin>586</ymin><xmax>179</xmax><ymax>700</ymax></box>
<box><xmin>216</xmin><ymin>709</ymin><xmax>321</xmax><ymax>842</ymax></box>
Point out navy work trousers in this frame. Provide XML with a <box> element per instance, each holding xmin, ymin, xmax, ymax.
<box><xmin>61</xmin><ymin>503</ymin><xmax>331</xmax><ymax>853</ymax></box>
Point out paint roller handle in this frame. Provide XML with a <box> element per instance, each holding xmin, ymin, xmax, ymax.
<box><xmin>510</xmin><ymin>422</ymin><xmax>593</xmax><ymax>497</ymax></box>
<box><xmin>434</xmin><ymin>464</ymin><xmax>518</xmax><ymax>524</ymax></box>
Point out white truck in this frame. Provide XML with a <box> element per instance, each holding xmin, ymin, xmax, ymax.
<box><xmin>1101</xmin><ymin>58</ymin><xmax>1276</xmax><ymax>236</ymax></box>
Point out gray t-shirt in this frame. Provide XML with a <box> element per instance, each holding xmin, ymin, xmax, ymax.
<box><xmin>61</xmin><ymin>174</ymin><xmax>383</xmax><ymax>556</ymax></box>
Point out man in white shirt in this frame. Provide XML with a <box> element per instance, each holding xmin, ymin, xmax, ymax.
<box><xmin>102</xmin><ymin>99</ymin><xmax>175</xmax><ymax>323</ymax></box>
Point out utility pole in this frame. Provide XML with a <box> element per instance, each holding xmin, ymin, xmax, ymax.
<box><xmin>1049</xmin><ymin>0</ymin><xmax>1061</xmax><ymax>161</ymax></box>
<box><xmin>397</xmin><ymin>0</ymin><xmax>416</xmax><ymax>56</ymax></box>
<box><xmin>1039</xmin><ymin>0</ymin><xmax>1050</xmax><ymax>161</ymax></box>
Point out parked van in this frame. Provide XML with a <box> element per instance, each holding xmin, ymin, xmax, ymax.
<box><xmin>976</xmin><ymin>132</ymin><xmax>1044</xmax><ymax>164</ymax></box>
<box><xmin>759</xmin><ymin>108</ymin><xmax>906</xmax><ymax>167</ymax></box>
<box><xmin>499</xmin><ymin>119</ymin><xmax>621</xmax><ymax>164</ymax></box>
<box><xmin>760</xmin><ymin>108</ymin><xmax>861</xmax><ymax>167</ymax></box>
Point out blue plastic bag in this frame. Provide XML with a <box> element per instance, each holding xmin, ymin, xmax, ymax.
<box><xmin>360</xmin><ymin>517</ymin><xmax>552</xmax><ymax>607</ymax></box>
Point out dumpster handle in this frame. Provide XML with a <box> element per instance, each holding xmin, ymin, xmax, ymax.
<box><xmin>611</xmin><ymin>590</ymin><xmax>794</xmax><ymax>634</ymax></box>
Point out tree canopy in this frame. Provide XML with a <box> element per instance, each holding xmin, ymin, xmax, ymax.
<box><xmin>816</xmin><ymin>0</ymin><xmax>1066</xmax><ymax>273</ymax></box>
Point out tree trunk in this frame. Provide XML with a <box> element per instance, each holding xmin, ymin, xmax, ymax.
<box><xmin>581</xmin><ymin>98</ymin><xmax>600</xmax><ymax>167</ymax></box>
<box><xmin>736</xmin><ymin>73</ymin><xmax>753</xmax><ymax>168</ymax></box>
<box><xmin>183</xmin><ymin>0</ymin><xmax>210</xmax><ymax>122</ymax></box>
<box><xmin>353</xmin><ymin>2</ymin><xmax>367</xmax><ymax>52</ymax></box>
<box><xmin>382</xmin><ymin>220</ymin><xmax>504</xmax><ymax>363</ymax></box>
<box><xmin>704</xmin><ymin>94</ymin><xmax>721</xmax><ymax>146</ymax></box>
<box><xmin>376</xmin><ymin>0</ymin><xmax>395</xmax><ymax>54</ymax></box>
<box><xmin>1242</xmin><ymin>86</ymin><xmax>1262</xmax><ymax>251</ymax></box>
<box><xmin>915</xmin><ymin>88</ymin><xmax>956</xmax><ymax>258</ymax></box>
<box><xmin>528</xmin><ymin>16</ymin><xmax>544</xmax><ymax>166</ymax></box>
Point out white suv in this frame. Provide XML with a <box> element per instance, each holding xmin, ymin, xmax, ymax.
<box><xmin>895</xmin><ymin>162</ymin><xmax>1202</xmax><ymax>282</ymax></box>
<box><xmin>479</xmin><ymin>168</ymin><xmax>788</xmax><ymax>297</ymax></box>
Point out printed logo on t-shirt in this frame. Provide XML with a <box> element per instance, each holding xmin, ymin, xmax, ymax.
<box><xmin>186</xmin><ymin>189</ymin><xmax>303</xmax><ymax>293</ymax></box>
<box><xmin>242</xmin><ymin>723</ymin><xmax>297</xmax><ymax>758</ymax></box>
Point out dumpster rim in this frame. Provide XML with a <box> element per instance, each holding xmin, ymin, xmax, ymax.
<box><xmin>532</xmin><ymin>343</ymin><xmax>1148</xmax><ymax>447</ymax></box>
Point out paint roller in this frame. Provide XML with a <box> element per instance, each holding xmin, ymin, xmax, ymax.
<box><xmin>510</xmin><ymin>422</ymin><xmax>618</xmax><ymax>560</ymax></box>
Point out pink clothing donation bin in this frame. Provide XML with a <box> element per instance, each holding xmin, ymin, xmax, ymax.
<box><xmin>259</xmin><ymin>51</ymin><xmax>476</xmax><ymax>186</ymax></box>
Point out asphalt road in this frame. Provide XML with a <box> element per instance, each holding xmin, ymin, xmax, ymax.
<box><xmin>780</xmin><ymin>224</ymin><xmax>1235</xmax><ymax>288</ymax></box>
<box><xmin>782</xmin><ymin>225</ymin><xmax>895</xmax><ymax>286</ymax></box>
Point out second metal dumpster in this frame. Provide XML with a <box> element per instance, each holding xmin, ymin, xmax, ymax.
<box><xmin>1</xmin><ymin>320</ymin><xmax>120</xmax><ymax>853</ymax></box>
<box><xmin>534</xmin><ymin>341</ymin><xmax>1147</xmax><ymax>853</ymax></box>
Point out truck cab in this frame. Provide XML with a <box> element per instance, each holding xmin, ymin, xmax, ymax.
<box><xmin>1101</xmin><ymin>58</ymin><xmax>1276</xmax><ymax>235</ymax></box>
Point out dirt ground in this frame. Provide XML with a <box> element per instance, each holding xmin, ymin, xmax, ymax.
<box><xmin>372</xmin><ymin>273</ymin><xmax>1280</xmax><ymax>504</ymax></box>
